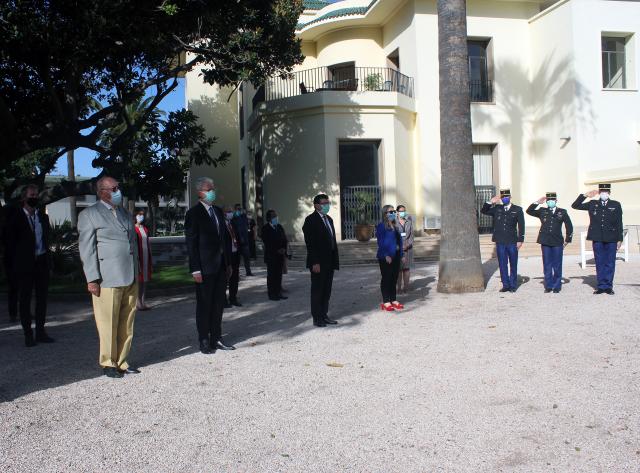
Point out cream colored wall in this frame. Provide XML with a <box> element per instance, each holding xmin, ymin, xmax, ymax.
<box><xmin>316</xmin><ymin>27</ymin><xmax>387</xmax><ymax>67</ymax></box>
<box><xmin>185</xmin><ymin>64</ymin><xmax>242</xmax><ymax>209</ymax></box>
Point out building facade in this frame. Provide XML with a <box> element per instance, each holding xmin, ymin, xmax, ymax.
<box><xmin>186</xmin><ymin>0</ymin><xmax>640</xmax><ymax>240</ymax></box>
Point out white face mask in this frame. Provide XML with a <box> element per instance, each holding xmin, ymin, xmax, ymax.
<box><xmin>136</xmin><ymin>215</ymin><xmax>144</xmax><ymax>223</ymax></box>
<box><xmin>600</xmin><ymin>192</ymin><xmax>610</xmax><ymax>201</ymax></box>
<box><xmin>225</xmin><ymin>212</ymin><xmax>233</xmax><ymax>220</ymax></box>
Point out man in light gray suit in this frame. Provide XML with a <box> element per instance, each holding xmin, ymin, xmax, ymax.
<box><xmin>78</xmin><ymin>176</ymin><xmax>140</xmax><ymax>378</ymax></box>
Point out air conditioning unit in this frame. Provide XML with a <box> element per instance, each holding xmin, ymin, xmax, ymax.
<box><xmin>424</xmin><ymin>215</ymin><xmax>441</xmax><ymax>230</ymax></box>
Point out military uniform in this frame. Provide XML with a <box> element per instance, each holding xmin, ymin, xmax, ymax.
<box><xmin>526</xmin><ymin>192</ymin><xmax>573</xmax><ymax>292</ymax></box>
<box><xmin>481</xmin><ymin>189</ymin><xmax>525</xmax><ymax>292</ymax></box>
<box><xmin>571</xmin><ymin>184</ymin><xmax>623</xmax><ymax>293</ymax></box>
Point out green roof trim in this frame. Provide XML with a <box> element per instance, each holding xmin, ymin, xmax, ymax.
<box><xmin>303</xmin><ymin>0</ymin><xmax>331</xmax><ymax>10</ymax></box>
<box><xmin>297</xmin><ymin>1</ymin><xmax>377</xmax><ymax>30</ymax></box>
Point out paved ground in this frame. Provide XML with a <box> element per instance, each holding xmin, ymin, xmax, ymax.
<box><xmin>0</xmin><ymin>255</ymin><xmax>639</xmax><ymax>472</ymax></box>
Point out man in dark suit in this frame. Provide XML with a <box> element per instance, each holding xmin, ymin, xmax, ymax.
<box><xmin>302</xmin><ymin>193</ymin><xmax>339</xmax><ymax>327</ymax></box>
<box><xmin>481</xmin><ymin>188</ymin><xmax>525</xmax><ymax>293</ymax></box>
<box><xmin>232</xmin><ymin>204</ymin><xmax>253</xmax><ymax>276</ymax></box>
<box><xmin>572</xmin><ymin>183</ymin><xmax>623</xmax><ymax>295</ymax></box>
<box><xmin>262</xmin><ymin>209</ymin><xmax>289</xmax><ymax>301</ymax></box>
<box><xmin>526</xmin><ymin>192</ymin><xmax>573</xmax><ymax>293</ymax></box>
<box><xmin>5</xmin><ymin>184</ymin><xmax>54</xmax><ymax>346</ymax></box>
<box><xmin>185</xmin><ymin>177</ymin><xmax>235</xmax><ymax>354</ymax></box>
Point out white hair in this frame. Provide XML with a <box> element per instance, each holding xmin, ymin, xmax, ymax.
<box><xmin>195</xmin><ymin>177</ymin><xmax>214</xmax><ymax>191</ymax></box>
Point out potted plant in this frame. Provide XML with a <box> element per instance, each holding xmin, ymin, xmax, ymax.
<box><xmin>349</xmin><ymin>191</ymin><xmax>376</xmax><ymax>242</ymax></box>
<box><xmin>364</xmin><ymin>73</ymin><xmax>382</xmax><ymax>91</ymax></box>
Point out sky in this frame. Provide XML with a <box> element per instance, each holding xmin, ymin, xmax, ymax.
<box><xmin>52</xmin><ymin>79</ymin><xmax>186</xmax><ymax>178</ymax></box>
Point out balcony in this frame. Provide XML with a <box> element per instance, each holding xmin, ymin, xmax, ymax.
<box><xmin>262</xmin><ymin>66</ymin><xmax>414</xmax><ymax>103</ymax></box>
<box><xmin>470</xmin><ymin>80</ymin><xmax>493</xmax><ymax>103</ymax></box>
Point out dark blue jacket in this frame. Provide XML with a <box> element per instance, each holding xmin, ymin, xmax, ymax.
<box><xmin>571</xmin><ymin>194</ymin><xmax>623</xmax><ymax>242</ymax></box>
<box><xmin>481</xmin><ymin>203</ymin><xmax>525</xmax><ymax>244</ymax></box>
<box><xmin>231</xmin><ymin>214</ymin><xmax>249</xmax><ymax>246</ymax></box>
<box><xmin>526</xmin><ymin>204</ymin><xmax>573</xmax><ymax>247</ymax></box>
<box><xmin>376</xmin><ymin>222</ymin><xmax>404</xmax><ymax>260</ymax></box>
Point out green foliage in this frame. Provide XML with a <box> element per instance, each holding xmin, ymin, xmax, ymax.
<box><xmin>48</xmin><ymin>221</ymin><xmax>82</xmax><ymax>278</ymax></box>
<box><xmin>364</xmin><ymin>73</ymin><xmax>382</xmax><ymax>91</ymax></box>
<box><xmin>348</xmin><ymin>191</ymin><xmax>376</xmax><ymax>225</ymax></box>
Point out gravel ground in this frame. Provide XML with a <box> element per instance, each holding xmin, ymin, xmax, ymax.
<box><xmin>0</xmin><ymin>255</ymin><xmax>639</xmax><ymax>473</ymax></box>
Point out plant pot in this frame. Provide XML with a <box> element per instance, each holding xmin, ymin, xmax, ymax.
<box><xmin>355</xmin><ymin>224</ymin><xmax>374</xmax><ymax>242</ymax></box>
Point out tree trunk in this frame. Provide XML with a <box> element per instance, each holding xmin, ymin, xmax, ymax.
<box><xmin>67</xmin><ymin>149</ymin><xmax>78</xmax><ymax>227</ymax></box>
<box><xmin>436</xmin><ymin>0</ymin><xmax>484</xmax><ymax>293</ymax></box>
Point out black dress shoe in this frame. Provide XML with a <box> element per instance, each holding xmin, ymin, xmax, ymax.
<box><xmin>268</xmin><ymin>297</ymin><xmax>281</xmax><ymax>301</ymax></box>
<box><xmin>103</xmin><ymin>367</ymin><xmax>124</xmax><ymax>378</ymax></box>
<box><xmin>553</xmin><ymin>288</ymin><xmax>561</xmax><ymax>293</ymax></box>
<box><xmin>499</xmin><ymin>288</ymin><xmax>510</xmax><ymax>293</ymax></box>
<box><xmin>544</xmin><ymin>288</ymin><xmax>552</xmax><ymax>293</ymax></box>
<box><xmin>246</xmin><ymin>272</ymin><xmax>254</xmax><ymax>277</ymax></box>
<box><xmin>230</xmin><ymin>299</ymin><xmax>243</xmax><ymax>307</ymax></box>
<box><xmin>278</xmin><ymin>295</ymin><xmax>288</xmax><ymax>300</ymax></box>
<box><xmin>118</xmin><ymin>366</ymin><xmax>141</xmax><ymax>374</ymax></box>
<box><xmin>323</xmin><ymin>317</ymin><xmax>338</xmax><ymax>325</ymax></box>
<box><xmin>313</xmin><ymin>321</ymin><xmax>327</xmax><ymax>327</ymax></box>
<box><xmin>199</xmin><ymin>339</ymin><xmax>213</xmax><ymax>354</ymax></box>
<box><xmin>215</xmin><ymin>340</ymin><xmax>236</xmax><ymax>351</ymax></box>
<box><xmin>224</xmin><ymin>302</ymin><xmax>233</xmax><ymax>309</ymax></box>
<box><xmin>594</xmin><ymin>289</ymin><xmax>605</xmax><ymax>294</ymax></box>
<box><xmin>35</xmin><ymin>332</ymin><xmax>55</xmax><ymax>343</ymax></box>
<box><xmin>605</xmin><ymin>288</ymin><xmax>615</xmax><ymax>295</ymax></box>
<box><xmin>509</xmin><ymin>288</ymin><xmax>517</xmax><ymax>293</ymax></box>
<box><xmin>25</xmin><ymin>333</ymin><xmax>36</xmax><ymax>347</ymax></box>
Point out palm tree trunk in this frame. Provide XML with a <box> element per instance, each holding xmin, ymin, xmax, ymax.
<box><xmin>436</xmin><ymin>0</ymin><xmax>484</xmax><ymax>293</ymax></box>
<box><xmin>66</xmin><ymin>150</ymin><xmax>77</xmax><ymax>227</ymax></box>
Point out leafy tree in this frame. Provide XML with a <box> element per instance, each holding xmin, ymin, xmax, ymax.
<box><xmin>436</xmin><ymin>0</ymin><xmax>484</xmax><ymax>293</ymax></box>
<box><xmin>0</xmin><ymin>0</ymin><xmax>304</xmax><ymax>169</ymax></box>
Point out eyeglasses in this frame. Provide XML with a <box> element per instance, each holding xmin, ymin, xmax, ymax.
<box><xmin>387</xmin><ymin>210</ymin><xmax>397</xmax><ymax>214</ymax></box>
<box><xmin>100</xmin><ymin>186</ymin><xmax>119</xmax><ymax>192</ymax></box>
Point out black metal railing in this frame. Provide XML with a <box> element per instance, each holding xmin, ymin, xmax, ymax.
<box><xmin>340</xmin><ymin>185</ymin><xmax>382</xmax><ymax>240</ymax></box>
<box><xmin>470</xmin><ymin>80</ymin><xmax>493</xmax><ymax>103</ymax></box>
<box><xmin>264</xmin><ymin>67</ymin><xmax>414</xmax><ymax>102</ymax></box>
<box><xmin>475</xmin><ymin>185</ymin><xmax>495</xmax><ymax>234</ymax></box>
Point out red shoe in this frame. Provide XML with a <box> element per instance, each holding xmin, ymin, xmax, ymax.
<box><xmin>380</xmin><ymin>303</ymin><xmax>395</xmax><ymax>312</ymax></box>
<box><xmin>391</xmin><ymin>302</ymin><xmax>404</xmax><ymax>310</ymax></box>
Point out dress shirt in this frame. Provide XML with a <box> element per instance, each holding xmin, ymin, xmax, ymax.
<box><xmin>23</xmin><ymin>208</ymin><xmax>46</xmax><ymax>256</ymax></box>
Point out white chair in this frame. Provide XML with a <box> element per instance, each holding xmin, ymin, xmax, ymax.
<box><xmin>580</xmin><ymin>228</ymin><xmax>629</xmax><ymax>269</ymax></box>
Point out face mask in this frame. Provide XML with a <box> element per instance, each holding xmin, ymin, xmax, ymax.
<box><xmin>26</xmin><ymin>197</ymin><xmax>39</xmax><ymax>208</ymax></box>
<box><xmin>546</xmin><ymin>200</ymin><xmax>556</xmax><ymax>209</ymax></box>
<box><xmin>501</xmin><ymin>197</ymin><xmax>511</xmax><ymax>205</ymax></box>
<box><xmin>202</xmin><ymin>190</ymin><xmax>216</xmax><ymax>204</ymax></box>
<box><xmin>225</xmin><ymin>212</ymin><xmax>233</xmax><ymax>220</ymax></box>
<box><xmin>111</xmin><ymin>189</ymin><xmax>123</xmax><ymax>206</ymax></box>
<box><xmin>234</xmin><ymin>210</ymin><xmax>242</xmax><ymax>217</ymax></box>
<box><xmin>320</xmin><ymin>204</ymin><xmax>330</xmax><ymax>215</ymax></box>
<box><xmin>398</xmin><ymin>211</ymin><xmax>406</xmax><ymax>218</ymax></box>
<box><xmin>387</xmin><ymin>212</ymin><xmax>396</xmax><ymax>222</ymax></box>
<box><xmin>271</xmin><ymin>217</ymin><xmax>279</xmax><ymax>226</ymax></box>
<box><xmin>600</xmin><ymin>192</ymin><xmax>609</xmax><ymax>201</ymax></box>
<box><xmin>136</xmin><ymin>215</ymin><xmax>144</xmax><ymax>223</ymax></box>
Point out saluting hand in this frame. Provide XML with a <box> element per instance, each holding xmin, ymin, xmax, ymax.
<box><xmin>537</xmin><ymin>196</ymin><xmax>547</xmax><ymax>204</ymax></box>
<box><xmin>586</xmin><ymin>190</ymin><xmax>598</xmax><ymax>198</ymax></box>
<box><xmin>490</xmin><ymin>195</ymin><xmax>501</xmax><ymax>204</ymax></box>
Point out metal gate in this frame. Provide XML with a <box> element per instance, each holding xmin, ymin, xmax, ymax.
<box><xmin>341</xmin><ymin>185</ymin><xmax>381</xmax><ymax>240</ymax></box>
<box><xmin>475</xmin><ymin>185</ymin><xmax>495</xmax><ymax>234</ymax></box>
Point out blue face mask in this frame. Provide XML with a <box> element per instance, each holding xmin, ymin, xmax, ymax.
<box><xmin>387</xmin><ymin>212</ymin><xmax>396</xmax><ymax>222</ymax></box>
<box><xmin>111</xmin><ymin>189</ymin><xmax>123</xmax><ymax>206</ymax></box>
<box><xmin>234</xmin><ymin>210</ymin><xmax>241</xmax><ymax>217</ymax></box>
<box><xmin>501</xmin><ymin>197</ymin><xmax>511</xmax><ymax>205</ymax></box>
<box><xmin>202</xmin><ymin>190</ymin><xmax>216</xmax><ymax>204</ymax></box>
<box><xmin>320</xmin><ymin>204</ymin><xmax>330</xmax><ymax>215</ymax></box>
<box><xmin>547</xmin><ymin>200</ymin><xmax>556</xmax><ymax>209</ymax></box>
<box><xmin>398</xmin><ymin>211</ymin><xmax>406</xmax><ymax>218</ymax></box>
<box><xmin>271</xmin><ymin>217</ymin><xmax>279</xmax><ymax>226</ymax></box>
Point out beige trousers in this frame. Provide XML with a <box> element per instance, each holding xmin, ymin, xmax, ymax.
<box><xmin>92</xmin><ymin>282</ymin><xmax>138</xmax><ymax>369</ymax></box>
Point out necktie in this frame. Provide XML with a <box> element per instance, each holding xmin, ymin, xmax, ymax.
<box><xmin>323</xmin><ymin>215</ymin><xmax>335</xmax><ymax>247</ymax></box>
<box><xmin>209</xmin><ymin>206</ymin><xmax>219</xmax><ymax>235</ymax></box>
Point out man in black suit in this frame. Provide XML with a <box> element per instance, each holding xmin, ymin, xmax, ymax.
<box><xmin>5</xmin><ymin>184</ymin><xmax>54</xmax><ymax>346</ymax></box>
<box><xmin>262</xmin><ymin>209</ymin><xmax>289</xmax><ymax>301</ymax></box>
<box><xmin>302</xmin><ymin>194</ymin><xmax>339</xmax><ymax>327</ymax></box>
<box><xmin>185</xmin><ymin>177</ymin><xmax>235</xmax><ymax>354</ymax></box>
<box><xmin>571</xmin><ymin>183</ymin><xmax>623</xmax><ymax>295</ymax></box>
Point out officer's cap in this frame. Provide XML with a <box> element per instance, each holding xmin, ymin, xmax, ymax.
<box><xmin>598</xmin><ymin>183</ymin><xmax>611</xmax><ymax>191</ymax></box>
<box><xmin>500</xmin><ymin>189</ymin><xmax>511</xmax><ymax>197</ymax></box>
<box><xmin>546</xmin><ymin>192</ymin><xmax>557</xmax><ymax>200</ymax></box>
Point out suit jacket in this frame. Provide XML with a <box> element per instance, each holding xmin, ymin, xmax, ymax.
<box><xmin>571</xmin><ymin>194</ymin><xmax>623</xmax><ymax>242</ymax></box>
<box><xmin>481</xmin><ymin>203</ymin><xmax>525</xmax><ymax>244</ymax></box>
<box><xmin>4</xmin><ymin>206</ymin><xmax>50</xmax><ymax>274</ymax></box>
<box><xmin>526</xmin><ymin>204</ymin><xmax>573</xmax><ymax>247</ymax></box>
<box><xmin>302</xmin><ymin>211</ymin><xmax>339</xmax><ymax>271</ymax></box>
<box><xmin>78</xmin><ymin>201</ymin><xmax>138</xmax><ymax>288</ymax></box>
<box><xmin>232</xmin><ymin>214</ymin><xmax>250</xmax><ymax>246</ymax></box>
<box><xmin>184</xmin><ymin>202</ymin><xmax>231</xmax><ymax>275</ymax></box>
<box><xmin>261</xmin><ymin>223</ymin><xmax>288</xmax><ymax>264</ymax></box>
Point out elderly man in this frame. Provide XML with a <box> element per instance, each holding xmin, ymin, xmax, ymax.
<box><xmin>185</xmin><ymin>177</ymin><xmax>235</xmax><ymax>354</ymax></box>
<box><xmin>5</xmin><ymin>184</ymin><xmax>53</xmax><ymax>346</ymax></box>
<box><xmin>78</xmin><ymin>176</ymin><xmax>139</xmax><ymax>378</ymax></box>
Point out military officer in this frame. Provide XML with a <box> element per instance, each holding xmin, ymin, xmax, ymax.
<box><xmin>526</xmin><ymin>192</ymin><xmax>574</xmax><ymax>293</ymax></box>
<box><xmin>481</xmin><ymin>189</ymin><xmax>525</xmax><ymax>292</ymax></box>
<box><xmin>571</xmin><ymin>183</ymin><xmax>623</xmax><ymax>295</ymax></box>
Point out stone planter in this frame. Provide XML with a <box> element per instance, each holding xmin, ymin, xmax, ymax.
<box><xmin>355</xmin><ymin>224</ymin><xmax>374</xmax><ymax>242</ymax></box>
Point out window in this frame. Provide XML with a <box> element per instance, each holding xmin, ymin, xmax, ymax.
<box><xmin>468</xmin><ymin>39</ymin><xmax>493</xmax><ymax>102</ymax></box>
<box><xmin>602</xmin><ymin>34</ymin><xmax>634</xmax><ymax>89</ymax></box>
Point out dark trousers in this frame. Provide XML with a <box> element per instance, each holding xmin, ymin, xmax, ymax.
<box><xmin>593</xmin><ymin>241</ymin><xmax>617</xmax><ymax>289</ymax></box>
<box><xmin>541</xmin><ymin>245</ymin><xmax>563</xmax><ymax>290</ymax></box>
<box><xmin>227</xmin><ymin>252</ymin><xmax>240</xmax><ymax>302</ymax></box>
<box><xmin>249</xmin><ymin>238</ymin><xmax>257</xmax><ymax>259</ymax></box>
<box><xmin>266</xmin><ymin>257</ymin><xmax>284</xmax><ymax>299</ymax></box>
<box><xmin>379</xmin><ymin>255</ymin><xmax>401</xmax><ymax>303</ymax></box>
<box><xmin>195</xmin><ymin>266</ymin><xmax>227</xmax><ymax>343</ymax></box>
<box><xmin>17</xmin><ymin>255</ymin><xmax>49</xmax><ymax>335</ymax></box>
<box><xmin>496</xmin><ymin>243</ymin><xmax>518</xmax><ymax>289</ymax></box>
<box><xmin>5</xmin><ymin>265</ymin><xmax>18</xmax><ymax>320</ymax></box>
<box><xmin>310</xmin><ymin>268</ymin><xmax>334</xmax><ymax>323</ymax></box>
<box><xmin>239</xmin><ymin>244</ymin><xmax>252</xmax><ymax>274</ymax></box>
